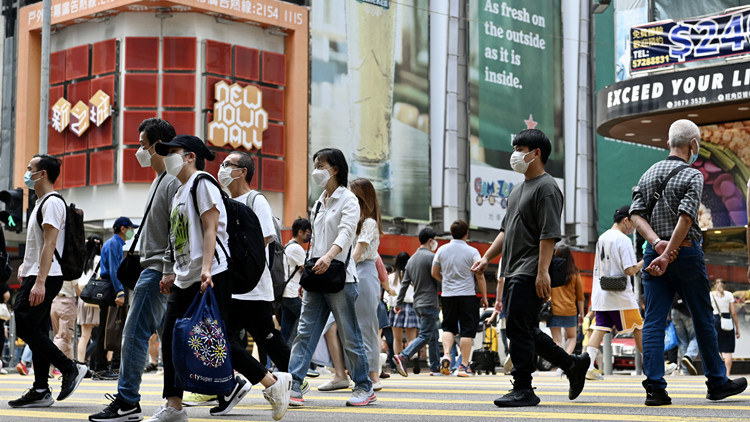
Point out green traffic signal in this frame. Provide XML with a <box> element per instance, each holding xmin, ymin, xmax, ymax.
<box><xmin>0</xmin><ymin>188</ymin><xmax>23</xmax><ymax>233</ymax></box>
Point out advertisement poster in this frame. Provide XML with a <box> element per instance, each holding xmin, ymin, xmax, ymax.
<box><xmin>309</xmin><ymin>0</ymin><xmax>430</xmax><ymax>221</ymax></box>
<box><xmin>469</xmin><ymin>0</ymin><xmax>563</xmax><ymax>229</ymax></box>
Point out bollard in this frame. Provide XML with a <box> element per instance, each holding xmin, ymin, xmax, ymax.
<box><xmin>602</xmin><ymin>331</ymin><xmax>613</xmax><ymax>375</ymax></box>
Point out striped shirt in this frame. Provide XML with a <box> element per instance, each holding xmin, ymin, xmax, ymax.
<box><xmin>630</xmin><ymin>156</ymin><xmax>703</xmax><ymax>241</ymax></box>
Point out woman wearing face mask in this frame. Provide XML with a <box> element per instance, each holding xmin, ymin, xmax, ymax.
<box><xmin>287</xmin><ymin>148</ymin><xmax>375</xmax><ymax>407</ymax></box>
<box><xmin>90</xmin><ymin>217</ymin><xmax>139</xmax><ymax>380</ymax></box>
<box><xmin>386</xmin><ymin>252</ymin><xmax>420</xmax><ymax>372</ymax></box>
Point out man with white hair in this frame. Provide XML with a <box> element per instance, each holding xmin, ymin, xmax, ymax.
<box><xmin>629</xmin><ymin>119</ymin><xmax>747</xmax><ymax>406</ymax></box>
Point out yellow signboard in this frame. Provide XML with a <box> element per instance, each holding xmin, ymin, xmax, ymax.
<box><xmin>207</xmin><ymin>81</ymin><xmax>268</xmax><ymax>150</ymax></box>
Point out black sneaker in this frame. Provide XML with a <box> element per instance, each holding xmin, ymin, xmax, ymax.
<box><xmin>412</xmin><ymin>358</ymin><xmax>421</xmax><ymax>375</ymax></box>
<box><xmin>706</xmin><ymin>377</ymin><xmax>747</xmax><ymax>401</ymax></box>
<box><xmin>58</xmin><ymin>363</ymin><xmax>88</xmax><ymax>401</ymax></box>
<box><xmin>88</xmin><ymin>394</ymin><xmax>142</xmax><ymax>422</ymax></box>
<box><xmin>210</xmin><ymin>376</ymin><xmax>252</xmax><ymax>416</ymax></box>
<box><xmin>9</xmin><ymin>388</ymin><xmax>55</xmax><ymax>408</ymax></box>
<box><xmin>564</xmin><ymin>352</ymin><xmax>590</xmax><ymax>400</ymax></box>
<box><xmin>645</xmin><ymin>385</ymin><xmax>672</xmax><ymax>406</ymax></box>
<box><xmin>494</xmin><ymin>387</ymin><xmax>540</xmax><ymax>407</ymax></box>
<box><xmin>392</xmin><ymin>354</ymin><xmax>409</xmax><ymax>377</ymax></box>
<box><xmin>681</xmin><ymin>356</ymin><xmax>698</xmax><ymax>376</ymax></box>
<box><xmin>143</xmin><ymin>363</ymin><xmax>158</xmax><ymax>373</ymax></box>
<box><xmin>93</xmin><ymin>369</ymin><xmax>119</xmax><ymax>381</ymax></box>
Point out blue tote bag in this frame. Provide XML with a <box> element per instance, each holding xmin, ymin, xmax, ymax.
<box><xmin>172</xmin><ymin>285</ymin><xmax>235</xmax><ymax>395</ymax></box>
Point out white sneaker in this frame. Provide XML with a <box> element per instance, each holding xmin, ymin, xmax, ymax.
<box><xmin>664</xmin><ymin>362</ymin><xmax>678</xmax><ymax>375</ymax></box>
<box><xmin>144</xmin><ymin>405</ymin><xmax>188</xmax><ymax>422</ymax></box>
<box><xmin>586</xmin><ymin>368</ymin><xmax>604</xmax><ymax>380</ymax></box>
<box><xmin>263</xmin><ymin>372</ymin><xmax>292</xmax><ymax>421</ymax></box>
<box><xmin>346</xmin><ymin>388</ymin><xmax>376</xmax><ymax>406</ymax></box>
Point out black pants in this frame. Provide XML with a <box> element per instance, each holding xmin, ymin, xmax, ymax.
<box><xmin>15</xmin><ymin>275</ymin><xmax>76</xmax><ymax>390</ymax></box>
<box><xmin>93</xmin><ymin>305</ymin><xmax>121</xmax><ymax>371</ymax></box>
<box><xmin>229</xmin><ymin>299</ymin><xmax>291</xmax><ymax>372</ymax></box>
<box><xmin>503</xmin><ymin>275</ymin><xmax>573</xmax><ymax>389</ymax></box>
<box><xmin>161</xmin><ymin>273</ymin><xmax>232</xmax><ymax>399</ymax></box>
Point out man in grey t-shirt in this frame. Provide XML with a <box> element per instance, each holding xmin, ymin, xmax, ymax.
<box><xmin>473</xmin><ymin>129</ymin><xmax>589</xmax><ymax>407</ymax></box>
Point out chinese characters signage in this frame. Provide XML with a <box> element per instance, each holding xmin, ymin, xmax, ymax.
<box><xmin>51</xmin><ymin>89</ymin><xmax>111</xmax><ymax>136</ymax></box>
<box><xmin>630</xmin><ymin>7</ymin><xmax>750</xmax><ymax>72</ymax></box>
<box><xmin>207</xmin><ymin>81</ymin><xmax>268</xmax><ymax>150</ymax></box>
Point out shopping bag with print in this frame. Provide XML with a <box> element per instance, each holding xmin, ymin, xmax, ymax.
<box><xmin>172</xmin><ymin>285</ymin><xmax>234</xmax><ymax>395</ymax></box>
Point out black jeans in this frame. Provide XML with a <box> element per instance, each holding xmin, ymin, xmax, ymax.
<box><xmin>503</xmin><ymin>274</ymin><xmax>573</xmax><ymax>389</ymax></box>
<box><xmin>15</xmin><ymin>275</ymin><xmax>76</xmax><ymax>390</ymax></box>
<box><xmin>229</xmin><ymin>299</ymin><xmax>291</xmax><ymax>372</ymax></box>
<box><xmin>161</xmin><ymin>272</ymin><xmax>232</xmax><ymax>399</ymax></box>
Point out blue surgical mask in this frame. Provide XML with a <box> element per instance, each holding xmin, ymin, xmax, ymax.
<box><xmin>688</xmin><ymin>139</ymin><xmax>700</xmax><ymax>165</ymax></box>
<box><xmin>24</xmin><ymin>170</ymin><xmax>42</xmax><ymax>189</ymax></box>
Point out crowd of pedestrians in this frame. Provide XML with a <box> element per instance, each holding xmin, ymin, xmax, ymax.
<box><xmin>0</xmin><ymin>118</ymin><xmax>747</xmax><ymax>422</ymax></box>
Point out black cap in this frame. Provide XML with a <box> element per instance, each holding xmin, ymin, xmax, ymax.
<box><xmin>154</xmin><ymin>135</ymin><xmax>216</xmax><ymax>161</ymax></box>
<box><xmin>614</xmin><ymin>206</ymin><xmax>631</xmax><ymax>223</ymax></box>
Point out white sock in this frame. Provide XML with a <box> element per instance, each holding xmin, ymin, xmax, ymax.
<box><xmin>586</xmin><ymin>346</ymin><xmax>599</xmax><ymax>369</ymax></box>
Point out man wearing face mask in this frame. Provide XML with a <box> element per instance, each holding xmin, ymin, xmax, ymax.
<box><xmin>90</xmin><ymin>118</ymin><xmax>181</xmax><ymax>422</ymax></box>
<box><xmin>391</xmin><ymin>227</ymin><xmax>442</xmax><ymax>377</ymax></box>
<box><xmin>629</xmin><ymin>119</ymin><xmax>747</xmax><ymax>406</ymax></box>
<box><xmin>585</xmin><ymin>206</ymin><xmax>644</xmax><ymax>381</ymax></box>
<box><xmin>472</xmin><ymin>129</ymin><xmax>589</xmax><ymax>407</ymax></box>
<box><xmin>91</xmin><ymin>216</ymin><xmax>138</xmax><ymax>381</ymax></box>
<box><xmin>280</xmin><ymin>218</ymin><xmax>311</xmax><ymax>346</ymax></box>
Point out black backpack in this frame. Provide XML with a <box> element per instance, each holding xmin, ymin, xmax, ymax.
<box><xmin>247</xmin><ymin>191</ymin><xmax>286</xmax><ymax>303</ymax></box>
<box><xmin>36</xmin><ymin>193</ymin><xmax>86</xmax><ymax>280</ymax></box>
<box><xmin>190</xmin><ymin>173</ymin><xmax>265</xmax><ymax>294</ymax></box>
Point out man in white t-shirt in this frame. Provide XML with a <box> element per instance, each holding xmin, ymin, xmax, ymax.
<box><xmin>586</xmin><ymin>206</ymin><xmax>644</xmax><ymax>380</ymax></box>
<box><xmin>217</xmin><ymin>151</ymin><xmax>292</xmax><ymax>371</ymax></box>
<box><xmin>280</xmin><ymin>218</ymin><xmax>310</xmax><ymax>345</ymax></box>
<box><xmin>432</xmin><ymin>220</ymin><xmax>488</xmax><ymax>377</ymax></box>
<box><xmin>10</xmin><ymin>154</ymin><xmax>87</xmax><ymax>408</ymax></box>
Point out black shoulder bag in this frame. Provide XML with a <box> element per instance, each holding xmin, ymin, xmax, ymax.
<box><xmin>117</xmin><ymin>172</ymin><xmax>166</xmax><ymax>290</ymax></box>
<box><xmin>514</xmin><ymin>183</ymin><xmax>567</xmax><ymax>288</ymax></box>
<box><xmin>644</xmin><ymin>164</ymin><xmax>689</xmax><ymax>220</ymax></box>
<box><xmin>80</xmin><ymin>262</ymin><xmax>115</xmax><ymax>307</ymax></box>
<box><xmin>299</xmin><ymin>201</ymin><xmax>350</xmax><ymax>293</ymax></box>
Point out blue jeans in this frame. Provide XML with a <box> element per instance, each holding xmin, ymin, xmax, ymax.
<box><xmin>288</xmin><ymin>282</ymin><xmax>371</xmax><ymax>393</ymax></box>
<box><xmin>401</xmin><ymin>307</ymin><xmax>440</xmax><ymax>372</ymax></box>
<box><xmin>117</xmin><ymin>269</ymin><xmax>167</xmax><ymax>405</ymax></box>
<box><xmin>642</xmin><ymin>242</ymin><xmax>727</xmax><ymax>390</ymax></box>
<box><xmin>280</xmin><ymin>297</ymin><xmax>302</xmax><ymax>345</ymax></box>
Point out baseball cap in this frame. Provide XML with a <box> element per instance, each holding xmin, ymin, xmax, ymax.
<box><xmin>154</xmin><ymin>134</ymin><xmax>216</xmax><ymax>161</ymax></box>
<box><xmin>614</xmin><ymin>206</ymin><xmax>631</xmax><ymax>223</ymax></box>
<box><xmin>113</xmin><ymin>216</ymin><xmax>139</xmax><ymax>230</ymax></box>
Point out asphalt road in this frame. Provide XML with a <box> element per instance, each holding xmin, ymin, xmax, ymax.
<box><xmin>0</xmin><ymin>370</ymin><xmax>748</xmax><ymax>421</ymax></box>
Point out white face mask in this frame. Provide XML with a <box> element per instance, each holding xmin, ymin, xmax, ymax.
<box><xmin>429</xmin><ymin>239</ymin><xmax>438</xmax><ymax>252</ymax></box>
<box><xmin>510</xmin><ymin>150</ymin><xmax>536</xmax><ymax>174</ymax></box>
<box><xmin>218</xmin><ymin>166</ymin><xmax>240</xmax><ymax>187</ymax></box>
<box><xmin>135</xmin><ymin>145</ymin><xmax>156</xmax><ymax>168</ymax></box>
<box><xmin>164</xmin><ymin>152</ymin><xmax>188</xmax><ymax>177</ymax></box>
<box><xmin>312</xmin><ymin>168</ymin><xmax>332</xmax><ymax>187</ymax></box>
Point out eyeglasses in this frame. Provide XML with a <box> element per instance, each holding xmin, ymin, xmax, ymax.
<box><xmin>220</xmin><ymin>162</ymin><xmax>241</xmax><ymax>169</ymax></box>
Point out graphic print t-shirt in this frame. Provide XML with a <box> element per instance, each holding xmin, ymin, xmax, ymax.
<box><xmin>170</xmin><ymin>172</ymin><xmax>229</xmax><ymax>288</ymax></box>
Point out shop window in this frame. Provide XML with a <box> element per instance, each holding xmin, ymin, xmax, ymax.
<box><xmin>66</xmin><ymin>45</ymin><xmax>89</xmax><ymax>81</ymax></box>
<box><xmin>261</xmin><ymin>87</ymin><xmax>284</xmax><ymax>122</ymax></box>
<box><xmin>123</xmin><ymin>148</ymin><xmax>154</xmax><ymax>183</ymax></box>
<box><xmin>261</xmin><ymin>157</ymin><xmax>284</xmax><ymax>192</ymax></box>
<box><xmin>162</xmin><ymin>111</ymin><xmax>195</xmax><ymax>135</ymax></box>
<box><xmin>262</xmin><ymin>123</ymin><xmax>284</xmax><ymax>157</ymax></box>
<box><xmin>123</xmin><ymin>110</ymin><xmax>156</xmax><ymax>145</ymax></box>
<box><xmin>163</xmin><ymin>37</ymin><xmax>197</xmax><ymax>71</ymax></box>
<box><xmin>50</xmin><ymin>51</ymin><xmax>66</xmax><ymax>85</ymax></box>
<box><xmin>124</xmin><ymin>74</ymin><xmax>158</xmax><ymax>108</ymax></box>
<box><xmin>125</xmin><ymin>37</ymin><xmax>159</xmax><ymax>71</ymax></box>
<box><xmin>89</xmin><ymin>149</ymin><xmax>115</xmax><ymax>186</ymax></box>
<box><xmin>162</xmin><ymin>74</ymin><xmax>196</xmax><ymax>108</ymax></box>
<box><xmin>262</xmin><ymin>51</ymin><xmax>286</xmax><ymax>86</ymax></box>
<box><xmin>62</xmin><ymin>153</ymin><xmax>87</xmax><ymax>189</ymax></box>
<box><xmin>92</xmin><ymin>39</ymin><xmax>117</xmax><ymax>75</ymax></box>
<box><xmin>235</xmin><ymin>46</ymin><xmax>260</xmax><ymax>82</ymax></box>
<box><xmin>206</xmin><ymin>40</ymin><xmax>232</xmax><ymax>76</ymax></box>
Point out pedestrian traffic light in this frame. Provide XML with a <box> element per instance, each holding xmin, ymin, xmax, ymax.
<box><xmin>0</xmin><ymin>188</ymin><xmax>23</xmax><ymax>233</ymax></box>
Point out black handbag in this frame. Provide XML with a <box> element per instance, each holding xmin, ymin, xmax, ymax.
<box><xmin>81</xmin><ymin>263</ymin><xmax>115</xmax><ymax>307</ymax></box>
<box><xmin>538</xmin><ymin>300</ymin><xmax>552</xmax><ymax>322</ymax></box>
<box><xmin>299</xmin><ymin>201</ymin><xmax>350</xmax><ymax>294</ymax></box>
<box><xmin>118</xmin><ymin>173</ymin><xmax>166</xmax><ymax>290</ymax></box>
<box><xmin>600</xmin><ymin>275</ymin><xmax>627</xmax><ymax>291</ymax></box>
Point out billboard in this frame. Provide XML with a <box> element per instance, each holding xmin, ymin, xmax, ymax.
<box><xmin>309</xmin><ymin>0</ymin><xmax>430</xmax><ymax>221</ymax></box>
<box><xmin>469</xmin><ymin>0</ymin><xmax>563</xmax><ymax>229</ymax></box>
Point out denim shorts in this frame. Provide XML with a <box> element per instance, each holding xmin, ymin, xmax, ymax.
<box><xmin>547</xmin><ymin>314</ymin><xmax>577</xmax><ymax>328</ymax></box>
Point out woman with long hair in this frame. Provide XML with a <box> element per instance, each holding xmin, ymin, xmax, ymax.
<box><xmin>711</xmin><ymin>279</ymin><xmax>740</xmax><ymax>376</ymax></box>
<box><xmin>349</xmin><ymin>178</ymin><xmax>385</xmax><ymax>389</ymax></box>
<box><xmin>549</xmin><ymin>245</ymin><xmax>584</xmax><ymax>356</ymax></box>
<box><xmin>386</xmin><ymin>252</ymin><xmax>419</xmax><ymax>372</ymax></box>
<box><xmin>74</xmin><ymin>234</ymin><xmax>102</xmax><ymax>365</ymax></box>
<box><xmin>287</xmin><ymin>148</ymin><xmax>374</xmax><ymax>407</ymax></box>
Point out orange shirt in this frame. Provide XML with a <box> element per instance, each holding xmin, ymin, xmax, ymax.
<box><xmin>550</xmin><ymin>273</ymin><xmax>584</xmax><ymax>317</ymax></box>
